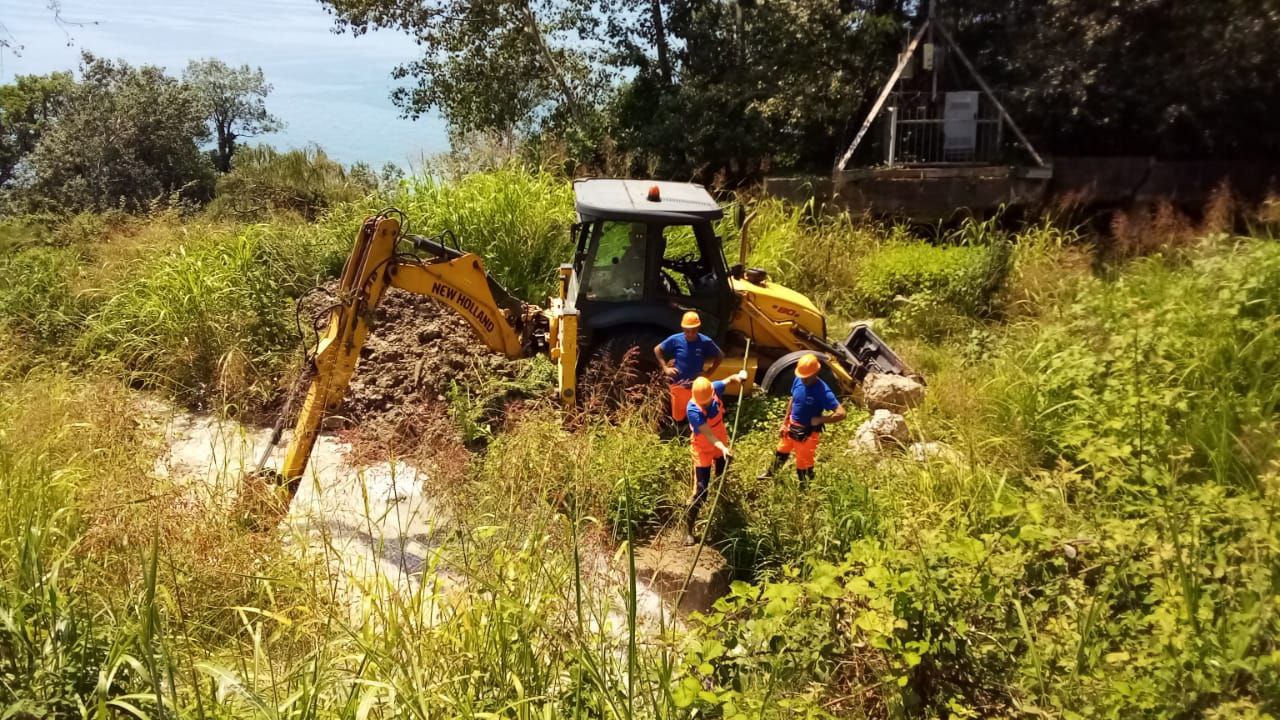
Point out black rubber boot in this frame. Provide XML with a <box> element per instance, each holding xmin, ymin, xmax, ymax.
<box><xmin>682</xmin><ymin>508</ymin><xmax>699</xmax><ymax>545</ymax></box>
<box><xmin>757</xmin><ymin>452</ymin><xmax>789</xmax><ymax>481</ymax></box>
<box><xmin>684</xmin><ymin>465</ymin><xmax>711</xmax><ymax>545</ymax></box>
<box><xmin>797</xmin><ymin>468</ymin><xmax>815</xmax><ymax>487</ymax></box>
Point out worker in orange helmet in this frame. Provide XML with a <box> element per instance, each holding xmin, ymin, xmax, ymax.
<box><xmin>757</xmin><ymin>353</ymin><xmax>846</xmax><ymax>485</ymax></box>
<box><xmin>683</xmin><ymin>370</ymin><xmax>748</xmax><ymax>545</ymax></box>
<box><xmin>654</xmin><ymin>311</ymin><xmax>723</xmax><ymax>424</ymax></box>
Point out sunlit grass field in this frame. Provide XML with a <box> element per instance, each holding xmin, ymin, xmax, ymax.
<box><xmin>1</xmin><ymin>168</ymin><xmax>1277</xmax><ymax>717</ymax></box>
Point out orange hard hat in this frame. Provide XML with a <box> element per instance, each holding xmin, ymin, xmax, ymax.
<box><xmin>691</xmin><ymin>376</ymin><xmax>714</xmax><ymax>406</ymax></box>
<box><xmin>681</xmin><ymin>311</ymin><xmax>702</xmax><ymax>329</ymax></box>
<box><xmin>795</xmin><ymin>353</ymin><xmax>822</xmax><ymax>379</ymax></box>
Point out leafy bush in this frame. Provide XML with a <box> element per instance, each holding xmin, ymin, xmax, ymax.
<box><xmin>1003</xmin><ymin>238</ymin><xmax>1280</xmax><ymax>488</ymax></box>
<box><xmin>21</xmin><ymin>53</ymin><xmax>215</xmax><ymax>212</ymax></box>
<box><xmin>78</xmin><ymin>223</ymin><xmax>344</xmax><ymax>410</ymax></box>
<box><xmin>681</xmin><ymin>527</ymin><xmax>1047</xmax><ymax>718</ymax></box>
<box><xmin>960</xmin><ymin>237</ymin><xmax>1280</xmax><ymax>716</ymax></box>
<box><xmin>853</xmin><ymin>241</ymin><xmax>1005</xmax><ymax>318</ymax></box>
<box><xmin>209</xmin><ymin>144</ymin><xmax>378</xmax><ymax>220</ymax></box>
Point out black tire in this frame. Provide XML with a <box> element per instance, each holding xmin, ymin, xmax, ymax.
<box><xmin>762</xmin><ymin>351</ymin><xmax>842</xmax><ymax>397</ymax></box>
<box><xmin>577</xmin><ymin>328</ymin><xmax>669</xmax><ymax>418</ymax></box>
<box><xmin>584</xmin><ymin>328</ymin><xmax>666</xmax><ymax>378</ymax></box>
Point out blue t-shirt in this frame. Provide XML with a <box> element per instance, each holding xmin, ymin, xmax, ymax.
<box><xmin>659</xmin><ymin>332</ymin><xmax>722</xmax><ymax>385</ymax></box>
<box><xmin>687</xmin><ymin>380</ymin><xmax>727</xmax><ymax>431</ymax></box>
<box><xmin>788</xmin><ymin>376</ymin><xmax>840</xmax><ymax>428</ymax></box>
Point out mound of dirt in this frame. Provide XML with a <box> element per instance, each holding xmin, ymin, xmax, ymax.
<box><xmin>297</xmin><ymin>285</ymin><xmax>524</xmax><ymax>455</ymax></box>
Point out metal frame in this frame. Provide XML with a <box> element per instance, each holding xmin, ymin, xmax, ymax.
<box><xmin>836</xmin><ymin>9</ymin><xmax>1046</xmax><ymax>171</ymax></box>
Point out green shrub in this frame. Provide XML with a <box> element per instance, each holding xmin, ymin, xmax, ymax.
<box><xmin>78</xmin><ymin>222</ymin><xmax>342</xmax><ymax>409</ymax></box>
<box><xmin>853</xmin><ymin>241</ymin><xmax>1003</xmax><ymax>318</ymax></box>
<box><xmin>947</xmin><ymin>237</ymin><xmax>1280</xmax><ymax>716</ymax></box>
<box><xmin>682</xmin><ymin>526</ymin><xmax>1047</xmax><ymax>718</ymax></box>
<box><xmin>209</xmin><ymin>144</ymin><xmax>378</xmax><ymax>220</ymax></box>
<box><xmin>1001</xmin><ymin>238</ymin><xmax>1280</xmax><ymax>489</ymax></box>
<box><xmin>323</xmin><ymin>164</ymin><xmax>576</xmax><ymax>301</ymax></box>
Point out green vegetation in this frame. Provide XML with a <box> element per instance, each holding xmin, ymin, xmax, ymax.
<box><xmin>208</xmin><ymin>145</ymin><xmax>382</xmax><ymax>220</ymax></box>
<box><xmin>19</xmin><ymin>53</ymin><xmax>216</xmax><ymax>212</ymax></box>
<box><xmin>325</xmin><ymin>165</ymin><xmax>576</xmax><ymax>300</ymax></box>
<box><xmin>184</xmin><ymin>58</ymin><xmax>282</xmax><ymax>173</ymax></box>
<box><xmin>0</xmin><ymin>168</ymin><xmax>1277</xmax><ymax>717</ymax></box>
<box><xmin>321</xmin><ymin>0</ymin><xmax>1280</xmax><ymax>179</ymax></box>
<box><xmin>1</xmin><ymin>53</ymin><xmax>286</xmax><ymax>215</ymax></box>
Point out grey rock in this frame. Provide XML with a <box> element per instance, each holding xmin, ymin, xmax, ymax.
<box><xmin>634</xmin><ymin>541</ymin><xmax>731</xmax><ymax>615</ymax></box>
<box><xmin>851</xmin><ymin>409</ymin><xmax>909</xmax><ymax>453</ymax></box>
<box><xmin>862</xmin><ymin>372</ymin><xmax>925</xmax><ymax>412</ymax></box>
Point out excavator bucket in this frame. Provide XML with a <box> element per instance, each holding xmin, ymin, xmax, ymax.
<box><xmin>837</xmin><ymin>324</ymin><xmax>916</xmax><ymax>383</ymax></box>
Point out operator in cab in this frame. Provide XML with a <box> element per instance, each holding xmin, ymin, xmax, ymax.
<box><xmin>654</xmin><ymin>311</ymin><xmax>724</xmax><ymax>423</ymax></box>
<box><xmin>757</xmin><ymin>353</ymin><xmax>847</xmax><ymax>486</ymax></box>
<box><xmin>683</xmin><ymin>371</ymin><xmax>748</xmax><ymax>545</ymax></box>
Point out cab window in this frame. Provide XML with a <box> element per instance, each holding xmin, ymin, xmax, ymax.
<box><xmin>659</xmin><ymin>225</ymin><xmax>714</xmax><ymax>297</ymax></box>
<box><xmin>585</xmin><ymin>222</ymin><xmax>647</xmax><ymax>301</ymax></box>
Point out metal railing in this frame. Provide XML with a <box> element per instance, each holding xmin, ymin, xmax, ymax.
<box><xmin>881</xmin><ymin>92</ymin><xmax>1006</xmax><ymax>166</ymax></box>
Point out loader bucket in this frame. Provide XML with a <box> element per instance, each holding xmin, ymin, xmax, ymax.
<box><xmin>840</xmin><ymin>324</ymin><xmax>914</xmax><ymax>383</ymax></box>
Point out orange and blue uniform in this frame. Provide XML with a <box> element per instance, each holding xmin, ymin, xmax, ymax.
<box><xmin>686</xmin><ymin>380</ymin><xmax>729</xmax><ymax>518</ymax></box>
<box><xmin>659</xmin><ymin>332</ymin><xmax>722</xmax><ymax>421</ymax></box>
<box><xmin>776</xmin><ymin>376</ymin><xmax>840</xmax><ymax>470</ymax></box>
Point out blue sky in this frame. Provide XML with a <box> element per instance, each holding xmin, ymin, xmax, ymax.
<box><xmin>1</xmin><ymin>0</ymin><xmax>450</xmax><ymax>167</ymax></box>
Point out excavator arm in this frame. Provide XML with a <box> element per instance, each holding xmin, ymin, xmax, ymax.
<box><xmin>272</xmin><ymin>212</ymin><xmax>550</xmax><ymax>488</ymax></box>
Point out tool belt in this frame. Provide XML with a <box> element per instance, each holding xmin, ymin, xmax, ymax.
<box><xmin>785</xmin><ymin>421</ymin><xmax>817</xmax><ymax>441</ymax></box>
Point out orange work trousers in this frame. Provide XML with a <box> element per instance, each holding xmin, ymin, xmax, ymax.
<box><xmin>776</xmin><ymin>422</ymin><xmax>822</xmax><ymax>470</ymax></box>
<box><xmin>669</xmin><ymin>383</ymin><xmax>692</xmax><ymax>422</ymax></box>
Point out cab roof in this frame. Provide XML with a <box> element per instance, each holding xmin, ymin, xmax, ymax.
<box><xmin>573</xmin><ymin>178</ymin><xmax>723</xmax><ymax>223</ymax></box>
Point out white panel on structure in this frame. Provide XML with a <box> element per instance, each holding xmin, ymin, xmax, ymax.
<box><xmin>922</xmin><ymin>42</ymin><xmax>935</xmax><ymax>71</ymax></box>
<box><xmin>943</xmin><ymin>90</ymin><xmax>979</xmax><ymax>158</ymax></box>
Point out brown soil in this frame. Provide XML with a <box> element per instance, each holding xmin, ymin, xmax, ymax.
<box><xmin>289</xmin><ymin>284</ymin><xmax>673</xmax><ymax>472</ymax></box>
<box><xmin>297</xmin><ymin>285</ymin><xmax>525</xmax><ymax>464</ymax></box>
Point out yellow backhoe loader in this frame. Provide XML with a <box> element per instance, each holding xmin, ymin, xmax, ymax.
<box><xmin>260</xmin><ymin>178</ymin><xmax>910</xmax><ymax>490</ymax></box>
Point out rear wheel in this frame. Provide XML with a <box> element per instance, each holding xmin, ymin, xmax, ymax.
<box><xmin>762</xmin><ymin>351</ymin><xmax>842</xmax><ymax>397</ymax></box>
<box><xmin>578</xmin><ymin>328</ymin><xmax>668</xmax><ymax>418</ymax></box>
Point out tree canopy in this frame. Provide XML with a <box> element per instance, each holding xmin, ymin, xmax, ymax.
<box><xmin>23</xmin><ymin>53</ymin><xmax>214</xmax><ymax>212</ymax></box>
<box><xmin>184</xmin><ymin>59</ymin><xmax>283</xmax><ymax>172</ymax></box>
<box><xmin>947</xmin><ymin>0</ymin><xmax>1280</xmax><ymax>160</ymax></box>
<box><xmin>0</xmin><ymin>72</ymin><xmax>74</xmax><ymax>189</ymax></box>
<box><xmin>321</xmin><ymin>0</ymin><xmax>1280</xmax><ymax>180</ymax></box>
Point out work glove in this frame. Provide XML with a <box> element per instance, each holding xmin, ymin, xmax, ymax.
<box><xmin>734</xmin><ymin>369</ymin><xmax>749</xmax><ymax>382</ymax></box>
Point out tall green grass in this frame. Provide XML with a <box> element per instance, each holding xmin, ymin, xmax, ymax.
<box><xmin>77</xmin><ymin>222</ymin><xmax>345</xmax><ymax>411</ymax></box>
<box><xmin>324</xmin><ymin>165</ymin><xmax>576</xmax><ymax>301</ymax></box>
<box><xmin>209</xmin><ymin>144</ymin><xmax>380</xmax><ymax>220</ymax></box>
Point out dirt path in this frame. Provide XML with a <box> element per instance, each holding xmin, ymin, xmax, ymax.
<box><xmin>146</xmin><ymin>401</ymin><xmax>673</xmax><ymax>632</ymax></box>
<box><xmin>151</xmin><ymin>404</ymin><xmax>450</xmax><ymax>603</ymax></box>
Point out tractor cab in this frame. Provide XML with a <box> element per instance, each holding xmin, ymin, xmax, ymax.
<box><xmin>568</xmin><ymin>179</ymin><xmax>736</xmax><ymax>344</ymax></box>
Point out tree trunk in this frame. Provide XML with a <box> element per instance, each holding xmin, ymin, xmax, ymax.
<box><xmin>519</xmin><ymin>0</ymin><xmax>585</xmax><ymax>131</ymax></box>
<box><xmin>215</xmin><ymin>123</ymin><xmax>235</xmax><ymax>172</ymax></box>
<box><xmin>650</xmin><ymin>0</ymin><xmax>672</xmax><ymax>84</ymax></box>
